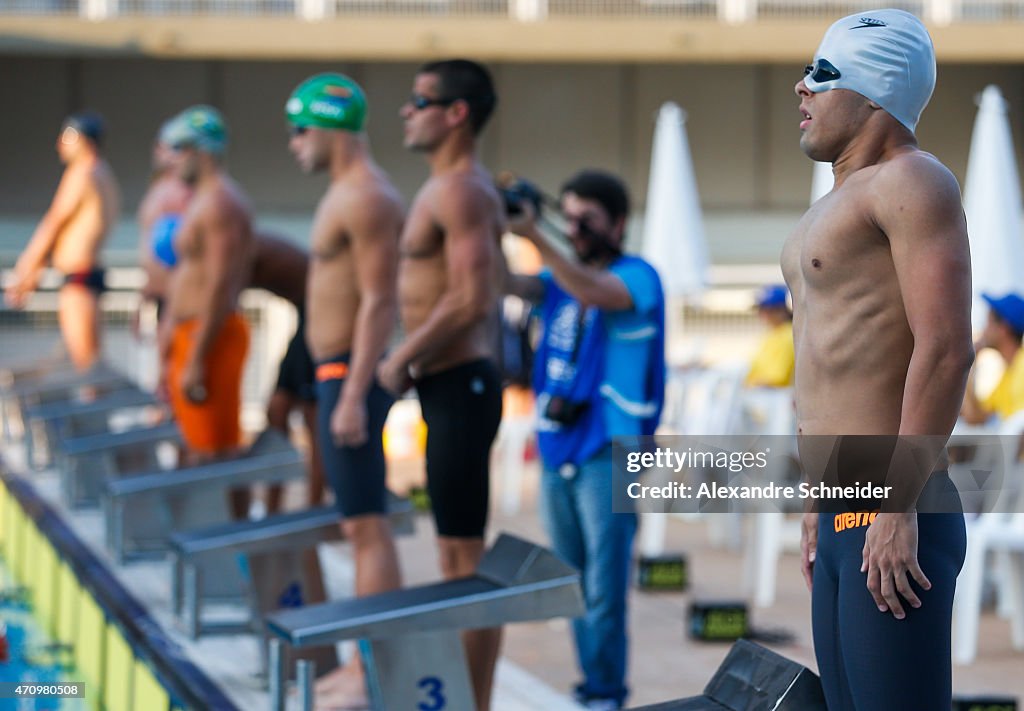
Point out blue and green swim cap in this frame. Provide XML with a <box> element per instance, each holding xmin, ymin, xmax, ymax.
<box><xmin>285</xmin><ymin>73</ymin><xmax>367</xmax><ymax>133</ymax></box>
<box><xmin>163</xmin><ymin>105</ymin><xmax>228</xmax><ymax>155</ymax></box>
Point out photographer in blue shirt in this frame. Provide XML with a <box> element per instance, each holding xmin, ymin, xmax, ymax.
<box><xmin>504</xmin><ymin>170</ymin><xmax>665</xmax><ymax>710</ymax></box>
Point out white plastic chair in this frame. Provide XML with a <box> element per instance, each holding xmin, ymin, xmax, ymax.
<box><xmin>952</xmin><ymin>410</ymin><xmax>1024</xmax><ymax>664</ymax></box>
<box><xmin>641</xmin><ymin>367</ymin><xmax>746</xmax><ymax>556</ymax></box>
<box><xmin>954</xmin><ymin>506</ymin><xmax>1024</xmax><ymax>664</ymax></box>
<box><xmin>738</xmin><ymin>387</ymin><xmax>801</xmax><ymax>607</ymax></box>
<box><xmin>496</xmin><ymin>413</ymin><xmax>537</xmax><ymax>515</ymax></box>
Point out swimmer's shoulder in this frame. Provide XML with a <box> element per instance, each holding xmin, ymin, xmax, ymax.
<box><xmin>322</xmin><ymin>174</ymin><xmax>401</xmax><ymax>230</ymax></box>
<box><xmin>221</xmin><ymin>175</ymin><xmax>253</xmax><ymax>214</ymax></box>
<box><xmin>189</xmin><ymin>179</ymin><xmax>250</xmax><ymax>234</ymax></box>
<box><xmin>431</xmin><ymin>163</ymin><xmax>497</xmax><ymax>197</ymax></box>
<box><xmin>866</xmin><ymin>149</ymin><xmax>966</xmax><ymax>237</ymax></box>
<box><xmin>419</xmin><ymin>169</ymin><xmax>498</xmax><ymax>222</ymax></box>
<box><xmin>873</xmin><ymin>148</ymin><xmax>960</xmax><ymax>193</ymax></box>
<box><xmin>847</xmin><ymin>149</ymin><xmax>960</xmax><ymax>214</ymax></box>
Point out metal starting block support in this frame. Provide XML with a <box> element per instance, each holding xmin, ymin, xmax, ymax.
<box><xmin>0</xmin><ymin>351</ymin><xmax>72</xmax><ymax>387</ymax></box>
<box><xmin>0</xmin><ymin>364</ymin><xmax>132</xmax><ymax>442</ymax></box>
<box><xmin>102</xmin><ymin>430</ymin><xmax>306</xmax><ymax>564</ymax></box>
<box><xmin>24</xmin><ymin>386</ymin><xmax>157</xmax><ymax>470</ymax></box>
<box><xmin>57</xmin><ymin>421</ymin><xmax>181</xmax><ymax>507</ymax></box>
<box><xmin>169</xmin><ymin>494</ymin><xmax>414</xmax><ymax>640</ymax></box>
<box><xmin>265</xmin><ymin>533</ymin><xmax>584</xmax><ymax>711</ymax></box>
<box><xmin>2</xmin><ymin>360</ymin><xmax>125</xmax><ymax>415</ymax></box>
<box><xmin>628</xmin><ymin>639</ymin><xmax>827</xmax><ymax>710</ymax></box>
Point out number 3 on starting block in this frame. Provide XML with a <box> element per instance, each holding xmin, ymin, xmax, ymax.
<box><xmin>417</xmin><ymin>676</ymin><xmax>446</xmax><ymax>710</ymax></box>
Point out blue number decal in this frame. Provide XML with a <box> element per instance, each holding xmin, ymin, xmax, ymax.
<box><xmin>417</xmin><ymin>676</ymin><xmax>446</xmax><ymax>710</ymax></box>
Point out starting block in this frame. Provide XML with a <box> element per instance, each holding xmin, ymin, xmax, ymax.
<box><xmin>102</xmin><ymin>431</ymin><xmax>306</xmax><ymax>563</ymax></box>
<box><xmin>1</xmin><ymin>366</ymin><xmax>128</xmax><ymax>446</ymax></box>
<box><xmin>407</xmin><ymin>485</ymin><xmax>432</xmax><ymax>512</ymax></box>
<box><xmin>688</xmin><ymin>601</ymin><xmax>748</xmax><ymax>642</ymax></box>
<box><xmin>24</xmin><ymin>386</ymin><xmax>157</xmax><ymax>470</ymax></box>
<box><xmin>265</xmin><ymin>533</ymin><xmax>584</xmax><ymax>711</ymax></box>
<box><xmin>638</xmin><ymin>554</ymin><xmax>688</xmax><ymax>591</ymax></box>
<box><xmin>0</xmin><ymin>351</ymin><xmax>71</xmax><ymax>386</ymax></box>
<box><xmin>628</xmin><ymin>639</ymin><xmax>826</xmax><ymax>710</ymax></box>
<box><xmin>954</xmin><ymin>697</ymin><xmax>1018</xmax><ymax>711</ymax></box>
<box><xmin>57</xmin><ymin>421</ymin><xmax>181</xmax><ymax>507</ymax></box>
<box><xmin>168</xmin><ymin>493</ymin><xmax>415</xmax><ymax>640</ymax></box>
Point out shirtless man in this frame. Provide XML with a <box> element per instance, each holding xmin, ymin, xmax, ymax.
<box><xmin>247</xmin><ymin>232</ymin><xmax>323</xmax><ymax>513</ymax></box>
<box><xmin>783</xmin><ymin>11</ymin><xmax>973</xmax><ymax>710</ymax></box>
<box><xmin>376</xmin><ymin>59</ymin><xmax>504</xmax><ymax>711</ymax></box>
<box><xmin>137</xmin><ymin>118</ymin><xmax>192</xmax><ymax>316</ymax></box>
<box><xmin>285</xmin><ymin>73</ymin><xmax>405</xmax><ymax>708</ymax></box>
<box><xmin>5</xmin><ymin>112</ymin><xmax>121</xmax><ymax>371</ymax></box>
<box><xmin>158</xmin><ymin>106</ymin><xmax>253</xmax><ymax>468</ymax></box>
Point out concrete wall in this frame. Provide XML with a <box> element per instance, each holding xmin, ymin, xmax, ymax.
<box><xmin>0</xmin><ymin>56</ymin><xmax>1021</xmax><ymax>257</ymax></box>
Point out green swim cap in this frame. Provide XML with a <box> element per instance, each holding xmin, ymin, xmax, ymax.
<box><xmin>285</xmin><ymin>73</ymin><xmax>367</xmax><ymax>133</ymax></box>
<box><xmin>164</xmin><ymin>105</ymin><xmax>228</xmax><ymax>155</ymax></box>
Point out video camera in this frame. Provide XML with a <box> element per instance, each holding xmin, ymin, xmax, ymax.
<box><xmin>496</xmin><ymin>172</ymin><xmax>553</xmax><ymax>219</ymax></box>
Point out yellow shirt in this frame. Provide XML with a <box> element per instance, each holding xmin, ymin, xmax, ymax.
<box><xmin>981</xmin><ymin>348</ymin><xmax>1024</xmax><ymax>419</ymax></box>
<box><xmin>746</xmin><ymin>322</ymin><xmax>795</xmax><ymax>388</ymax></box>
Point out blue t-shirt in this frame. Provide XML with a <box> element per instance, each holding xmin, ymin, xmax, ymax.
<box><xmin>601</xmin><ymin>256</ymin><xmax>666</xmax><ymax>438</ymax></box>
<box><xmin>534</xmin><ymin>255</ymin><xmax>666</xmax><ymax>468</ymax></box>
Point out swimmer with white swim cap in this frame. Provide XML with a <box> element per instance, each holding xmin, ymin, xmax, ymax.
<box><xmin>784</xmin><ymin>10</ymin><xmax>973</xmax><ymax>710</ymax></box>
<box><xmin>801</xmin><ymin>8</ymin><xmax>935</xmax><ymax>133</ymax></box>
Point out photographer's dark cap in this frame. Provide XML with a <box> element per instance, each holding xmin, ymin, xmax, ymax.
<box><xmin>983</xmin><ymin>292</ymin><xmax>1024</xmax><ymax>333</ymax></box>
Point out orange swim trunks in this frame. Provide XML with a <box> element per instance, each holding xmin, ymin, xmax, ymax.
<box><xmin>167</xmin><ymin>312</ymin><xmax>249</xmax><ymax>455</ymax></box>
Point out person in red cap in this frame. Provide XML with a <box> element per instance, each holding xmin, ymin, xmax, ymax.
<box><xmin>961</xmin><ymin>292</ymin><xmax>1024</xmax><ymax>424</ymax></box>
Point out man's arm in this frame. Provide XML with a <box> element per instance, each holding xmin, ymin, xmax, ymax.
<box><xmin>331</xmin><ymin>191</ymin><xmax>401</xmax><ymax>445</ymax></box>
<box><xmin>386</xmin><ymin>181</ymin><xmax>497</xmax><ymax>371</ymax></box>
<box><xmin>498</xmin><ymin>245</ymin><xmax>545</xmax><ymax>303</ymax></box>
<box><xmin>862</xmin><ymin>154</ymin><xmax>975</xmax><ymax>619</ymax></box>
<box><xmin>506</xmin><ymin>272</ymin><xmax>545</xmax><ymax>303</ymax></box>
<box><xmin>184</xmin><ymin>200</ymin><xmax>243</xmax><ymax>380</ymax></box>
<box><xmin>510</xmin><ymin>218</ymin><xmax>632</xmax><ymax>311</ymax></box>
<box><xmin>5</xmin><ymin>167</ymin><xmax>86</xmax><ymax>306</ymax></box>
<box><xmin>881</xmin><ymin>155</ymin><xmax>974</xmax><ymax>499</ymax></box>
<box><xmin>884</xmin><ymin>159</ymin><xmax>975</xmax><ymax>438</ymax></box>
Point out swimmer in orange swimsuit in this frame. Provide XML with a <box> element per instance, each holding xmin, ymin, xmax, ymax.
<box><xmin>158</xmin><ymin>106</ymin><xmax>254</xmax><ymax>470</ymax></box>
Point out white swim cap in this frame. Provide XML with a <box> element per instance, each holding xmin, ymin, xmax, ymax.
<box><xmin>803</xmin><ymin>9</ymin><xmax>936</xmax><ymax>133</ymax></box>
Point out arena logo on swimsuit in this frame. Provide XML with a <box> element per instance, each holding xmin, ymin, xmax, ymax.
<box><xmin>833</xmin><ymin>510</ymin><xmax>878</xmax><ymax>532</ymax></box>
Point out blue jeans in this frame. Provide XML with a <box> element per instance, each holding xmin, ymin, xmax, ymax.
<box><xmin>538</xmin><ymin>447</ymin><xmax>637</xmax><ymax>706</ymax></box>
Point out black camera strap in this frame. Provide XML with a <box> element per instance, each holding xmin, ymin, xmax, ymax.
<box><xmin>568</xmin><ymin>303</ymin><xmax>591</xmax><ymax>369</ymax></box>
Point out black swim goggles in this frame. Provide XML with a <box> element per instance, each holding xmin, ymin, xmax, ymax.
<box><xmin>408</xmin><ymin>94</ymin><xmax>458</xmax><ymax>111</ymax></box>
<box><xmin>803</xmin><ymin>58</ymin><xmax>842</xmax><ymax>84</ymax></box>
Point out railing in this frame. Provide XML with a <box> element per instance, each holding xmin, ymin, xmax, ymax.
<box><xmin>1</xmin><ymin>0</ymin><xmax>1022</xmax><ymax>22</ymax></box>
<box><xmin>0</xmin><ymin>273</ymin><xmax>285</xmax><ymax>432</ymax></box>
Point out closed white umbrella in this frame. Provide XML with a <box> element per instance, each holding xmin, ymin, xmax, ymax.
<box><xmin>642</xmin><ymin>102</ymin><xmax>709</xmax><ymax>300</ymax></box>
<box><xmin>963</xmin><ymin>85</ymin><xmax>1024</xmax><ymax>331</ymax></box>
<box><xmin>810</xmin><ymin>160</ymin><xmax>834</xmax><ymax>204</ymax></box>
<box><xmin>639</xmin><ymin>102</ymin><xmax>710</xmax><ymax>557</ymax></box>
